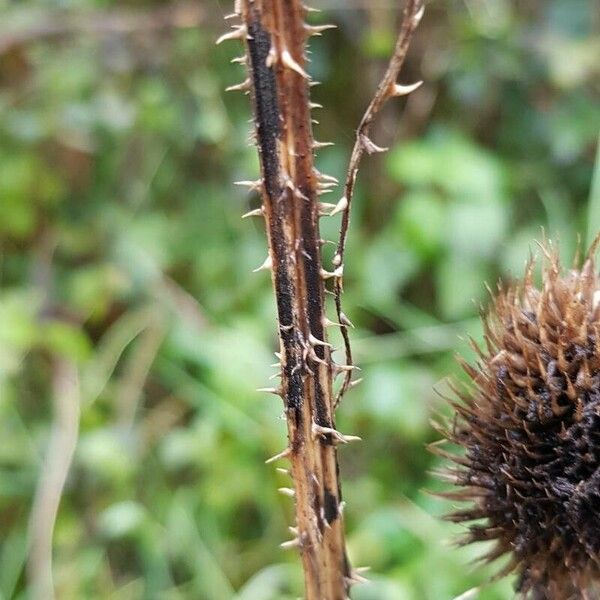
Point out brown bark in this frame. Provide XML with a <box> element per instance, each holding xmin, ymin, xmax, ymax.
<box><xmin>222</xmin><ymin>1</ymin><xmax>352</xmax><ymax>598</ymax></box>
<box><xmin>241</xmin><ymin>2</ymin><xmax>350</xmax><ymax>598</ymax></box>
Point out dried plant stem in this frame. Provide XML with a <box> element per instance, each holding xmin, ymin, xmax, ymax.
<box><xmin>334</xmin><ymin>0</ymin><xmax>424</xmax><ymax>405</ymax></box>
<box><xmin>219</xmin><ymin>1</ymin><xmax>424</xmax><ymax>597</ymax></box>
<box><xmin>222</xmin><ymin>1</ymin><xmax>353</xmax><ymax>597</ymax></box>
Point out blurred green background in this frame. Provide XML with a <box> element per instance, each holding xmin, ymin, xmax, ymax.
<box><xmin>1</xmin><ymin>0</ymin><xmax>599</xmax><ymax>598</ymax></box>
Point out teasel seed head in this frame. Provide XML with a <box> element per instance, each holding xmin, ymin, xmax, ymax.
<box><xmin>436</xmin><ymin>239</ymin><xmax>600</xmax><ymax>599</ymax></box>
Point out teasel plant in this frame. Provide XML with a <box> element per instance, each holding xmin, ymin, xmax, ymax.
<box><xmin>433</xmin><ymin>237</ymin><xmax>600</xmax><ymax>600</ymax></box>
<box><xmin>218</xmin><ymin>0</ymin><xmax>424</xmax><ymax>597</ymax></box>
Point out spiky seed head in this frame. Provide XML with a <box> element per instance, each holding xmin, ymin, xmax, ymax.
<box><xmin>437</xmin><ymin>240</ymin><xmax>600</xmax><ymax>599</ymax></box>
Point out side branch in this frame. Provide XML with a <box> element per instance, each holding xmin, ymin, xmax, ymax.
<box><xmin>333</xmin><ymin>0</ymin><xmax>425</xmax><ymax>405</ymax></box>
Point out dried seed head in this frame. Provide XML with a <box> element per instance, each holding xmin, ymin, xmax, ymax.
<box><xmin>438</xmin><ymin>241</ymin><xmax>600</xmax><ymax>599</ymax></box>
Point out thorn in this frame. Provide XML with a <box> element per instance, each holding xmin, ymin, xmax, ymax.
<box><xmin>281</xmin><ymin>49</ymin><xmax>310</xmax><ymax>79</ymax></box>
<box><xmin>234</xmin><ymin>179</ymin><xmax>262</xmax><ymax>191</ymax></box>
<box><xmin>223</xmin><ymin>12</ymin><xmax>239</xmax><ymax>20</ymax></box>
<box><xmin>307</xmin><ymin>347</ymin><xmax>328</xmax><ymax>366</ymax></box>
<box><xmin>312</xmin><ymin>423</ymin><xmax>361</xmax><ymax>444</ymax></box>
<box><xmin>309</xmin><ymin>80</ymin><xmax>321</xmax><ymax>87</ymax></box>
<box><xmin>265</xmin><ymin>447</ymin><xmax>291</xmax><ymax>464</ymax></box>
<box><xmin>413</xmin><ymin>3</ymin><xmax>426</xmax><ymax>25</ymax></box>
<box><xmin>230</xmin><ymin>55</ymin><xmax>247</xmax><ymax>65</ymax></box>
<box><xmin>309</xmin><ymin>333</ymin><xmax>332</xmax><ymax>347</ymax></box>
<box><xmin>253</xmin><ymin>255</ymin><xmax>273</xmax><ymax>272</ymax></box>
<box><xmin>360</xmin><ymin>134</ymin><xmax>388</xmax><ymax>154</ymax></box>
<box><xmin>216</xmin><ymin>25</ymin><xmax>247</xmax><ymax>45</ymax></box>
<box><xmin>292</xmin><ymin>186</ymin><xmax>308</xmax><ymax>201</ymax></box>
<box><xmin>256</xmin><ymin>387</ymin><xmax>282</xmax><ymax>396</ymax></box>
<box><xmin>313</xmin><ymin>140</ymin><xmax>334</xmax><ymax>149</ymax></box>
<box><xmin>278</xmin><ymin>487</ymin><xmax>296</xmax><ymax>497</ymax></box>
<box><xmin>348</xmin><ymin>567</ymin><xmax>370</xmax><ymax>585</ymax></box>
<box><xmin>226</xmin><ymin>78</ymin><xmax>251</xmax><ymax>92</ymax></box>
<box><xmin>349</xmin><ymin>378</ymin><xmax>363</xmax><ymax>389</ymax></box>
<box><xmin>333</xmin><ymin>363</ymin><xmax>360</xmax><ymax>375</ymax></box>
<box><xmin>276</xmin><ymin>467</ymin><xmax>291</xmax><ymax>475</ymax></box>
<box><xmin>320</xmin><ymin>265</ymin><xmax>343</xmax><ymax>279</ymax></box>
<box><xmin>314</xmin><ymin>169</ymin><xmax>338</xmax><ymax>183</ymax></box>
<box><xmin>242</xmin><ymin>207</ymin><xmax>264</xmax><ymax>219</ymax></box>
<box><xmin>317</xmin><ymin>188</ymin><xmax>334</xmax><ymax>196</ymax></box>
<box><xmin>329</xmin><ymin>196</ymin><xmax>348</xmax><ymax>216</ymax></box>
<box><xmin>288</xmin><ymin>525</ymin><xmax>298</xmax><ymax>535</ymax></box>
<box><xmin>309</xmin><ymin>102</ymin><xmax>323</xmax><ymax>109</ymax></box>
<box><xmin>318</xmin><ymin>182</ymin><xmax>338</xmax><ymax>190</ymax></box>
<box><xmin>322</xmin><ymin>316</ymin><xmax>342</xmax><ymax>328</ymax></box>
<box><xmin>339</xmin><ymin>312</ymin><xmax>355</xmax><ymax>328</ymax></box>
<box><xmin>280</xmin><ymin>537</ymin><xmax>300</xmax><ymax>550</ymax></box>
<box><xmin>266</xmin><ymin>45</ymin><xmax>278</xmax><ymax>67</ymax></box>
<box><xmin>389</xmin><ymin>80</ymin><xmax>423</xmax><ymax>97</ymax></box>
<box><xmin>302</xmin><ymin>3</ymin><xmax>321</xmax><ymax>13</ymax></box>
<box><xmin>304</xmin><ymin>23</ymin><xmax>336</xmax><ymax>36</ymax></box>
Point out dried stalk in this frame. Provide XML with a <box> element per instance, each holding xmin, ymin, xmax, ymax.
<box><xmin>221</xmin><ymin>2</ymin><xmax>353</xmax><ymax>597</ymax></box>
<box><xmin>219</xmin><ymin>1</ymin><xmax>423</xmax><ymax>597</ymax></box>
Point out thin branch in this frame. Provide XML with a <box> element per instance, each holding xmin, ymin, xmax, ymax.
<box><xmin>333</xmin><ymin>0</ymin><xmax>425</xmax><ymax>405</ymax></box>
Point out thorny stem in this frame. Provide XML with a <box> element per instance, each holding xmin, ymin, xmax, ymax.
<box><xmin>219</xmin><ymin>1</ymin><xmax>423</xmax><ymax>597</ymax></box>
<box><xmin>223</xmin><ymin>1</ymin><xmax>351</xmax><ymax>598</ymax></box>
<box><xmin>333</xmin><ymin>0</ymin><xmax>424</xmax><ymax>405</ymax></box>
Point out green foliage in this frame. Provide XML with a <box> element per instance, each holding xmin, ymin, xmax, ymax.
<box><xmin>0</xmin><ymin>0</ymin><xmax>598</xmax><ymax>598</ymax></box>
